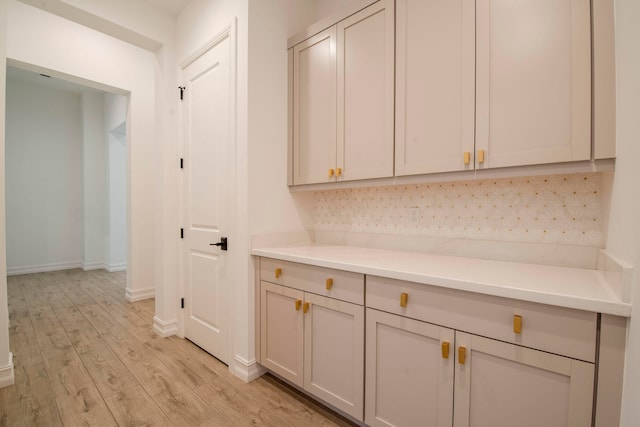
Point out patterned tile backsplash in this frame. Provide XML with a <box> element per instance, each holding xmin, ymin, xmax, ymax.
<box><xmin>312</xmin><ymin>173</ymin><xmax>606</xmax><ymax>247</ymax></box>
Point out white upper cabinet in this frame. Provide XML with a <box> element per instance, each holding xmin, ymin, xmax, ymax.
<box><xmin>291</xmin><ymin>0</ymin><xmax>394</xmax><ymax>185</ymax></box>
<box><xmin>290</xmin><ymin>0</ymin><xmax>607</xmax><ymax>184</ymax></box>
<box><xmin>337</xmin><ymin>0</ymin><xmax>395</xmax><ymax>181</ymax></box>
<box><xmin>292</xmin><ymin>27</ymin><xmax>337</xmax><ymax>185</ymax></box>
<box><xmin>475</xmin><ymin>0</ymin><xmax>592</xmax><ymax>169</ymax></box>
<box><xmin>395</xmin><ymin>0</ymin><xmax>475</xmax><ymax>176</ymax></box>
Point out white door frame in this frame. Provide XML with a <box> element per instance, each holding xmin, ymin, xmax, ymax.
<box><xmin>177</xmin><ymin>19</ymin><xmax>238</xmax><ymax>363</ymax></box>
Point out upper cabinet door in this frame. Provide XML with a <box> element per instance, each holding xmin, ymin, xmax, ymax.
<box><xmin>395</xmin><ymin>0</ymin><xmax>475</xmax><ymax>176</ymax></box>
<box><xmin>475</xmin><ymin>0</ymin><xmax>591</xmax><ymax>169</ymax></box>
<box><xmin>293</xmin><ymin>27</ymin><xmax>337</xmax><ymax>185</ymax></box>
<box><xmin>337</xmin><ymin>0</ymin><xmax>395</xmax><ymax>181</ymax></box>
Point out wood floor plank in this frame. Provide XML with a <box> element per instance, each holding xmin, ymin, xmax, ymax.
<box><xmin>48</xmin><ymin>365</ymin><xmax>117</xmax><ymax>427</ymax></box>
<box><xmin>53</xmin><ymin>306</ymin><xmax>101</xmax><ymax>348</ymax></box>
<box><xmin>75</xmin><ymin>341</ymin><xmax>138</xmax><ymax>398</ymax></box>
<box><xmin>144</xmin><ymin>336</ymin><xmax>217</xmax><ymax>388</ymax></box>
<box><xmin>104</xmin><ymin>385</ymin><xmax>174</xmax><ymax>427</ymax></box>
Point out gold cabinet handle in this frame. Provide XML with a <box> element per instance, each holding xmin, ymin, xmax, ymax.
<box><xmin>442</xmin><ymin>342</ymin><xmax>450</xmax><ymax>359</ymax></box>
<box><xmin>514</xmin><ymin>315</ymin><xmax>523</xmax><ymax>334</ymax></box>
<box><xmin>328</xmin><ymin>168</ymin><xmax>335</xmax><ymax>178</ymax></box>
<box><xmin>463</xmin><ymin>151</ymin><xmax>471</xmax><ymax>165</ymax></box>
<box><xmin>326</xmin><ymin>278</ymin><xmax>333</xmax><ymax>290</ymax></box>
<box><xmin>400</xmin><ymin>293</ymin><xmax>409</xmax><ymax>308</ymax></box>
<box><xmin>477</xmin><ymin>150</ymin><xmax>485</xmax><ymax>164</ymax></box>
<box><xmin>303</xmin><ymin>302</ymin><xmax>310</xmax><ymax>314</ymax></box>
<box><xmin>295</xmin><ymin>300</ymin><xmax>302</xmax><ymax>311</ymax></box>
<box><xmin>275</xmin><ymin>268</ymin><xmax>282</xmax><ymax>279</ymax></box>
<box><xmin>336</xmin><ymin>167</ymin><xmax>342</xmax><ymax>177</ymax></box>
<box><xmin>458</xmin><ymin>346</ymin><xmax>467</xmax><ymax>365</ymax></box>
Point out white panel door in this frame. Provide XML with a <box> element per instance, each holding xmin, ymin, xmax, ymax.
<box><xmin>365</xmin><ymin>309</ymin><xmax>455</xmax><ymax>427</ymax></box>
<box><xmin>337</xmin><ymin>0</ymin><xmax>394</xmax><ymax>181</ymax></box>
<box><xmin>395</xmin><ymin>0</ymin><xmax>475</xmax><ymax>175</ymax></box>
<box><xmin>260</xmin><ymin>282</ymin><xmax>304</xmax><ymax>387</ymax></box>
<box><xmin>293</xmin><ymin>27</ymin><xmax>337</xmax><ymax>185</ymax></box>
<box><xmin>475</xmin><ymin>0</ymin><xmax>591</xmax><ymax>168</ymax></box>
<box><xmin>453</xmin><ymin>332</ymin><xmax>594</xmax><ymax>427</ymax></box>
<box><xmin>303</xmin><ymin>293</ymin><xmax>364</xmax><ymax>420</ymax></box>
<box><xmin>183</xmin><ymin>34</ymin><xmax>231</xmax><ymax>364</ymax></box>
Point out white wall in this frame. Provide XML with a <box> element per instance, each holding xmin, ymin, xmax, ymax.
<box><xmin>610</xmin><ymin>0</ymin><xmax>640</xmax><ymax>424</ymax></box>
<box><xmin>81</xmin><ymin>91</ymin><xmax>106</xmax><ymax>270</ymax></box>
<box><xmin>0</xmin><ymin>0</ymin><xmax>11</xmax><ymax>388</ymax></box>
<box><xmin>5</xmin><ymin>0</ymin><xmax>160</xmax><ymax>303</ymax></box>
<box><xmin>5</xmin><ymin>78</ymin><xmax>83</xmax><ymax>274</ymax></box>
<box><xmin>104</xmin><ymin>93</ymin><xmax>127</xmax><ymax>271</ymax></box>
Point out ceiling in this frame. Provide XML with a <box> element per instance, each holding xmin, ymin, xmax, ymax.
<box><xmin>141</xmin><ymin>0</ymin><xmax>191</xmax><ymax>16</ymax></box>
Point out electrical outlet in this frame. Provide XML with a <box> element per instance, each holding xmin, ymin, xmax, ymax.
<box><xmin>409</xmin><ymin>207</ymin><xmax>420</xmax><ymax>225</ymax></box>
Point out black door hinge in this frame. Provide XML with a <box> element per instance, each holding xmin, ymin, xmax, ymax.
<box><xmin>178</xmin><ymin>86</ymin><xmax>186</xmax><ymax>100</ymax></box>
<box><xmin>180</xmin><ymin>228</ymin><xmax>184</xmax><ymax>239</ymax></box>
<box><xmin>181</xmin><ymin>298</ymin><xmax>184</xmax><ymax>309</ymax></box>
<box><xmin>180</xmin><ymin>158</ymin><xmax>184</xmax><ymax>169</ymax></box>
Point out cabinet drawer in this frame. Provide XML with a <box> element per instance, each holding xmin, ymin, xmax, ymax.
<box><xmin>366</xmin><ymin>276</ymin><xmax>597</xmax><ymax>362</ymax></box>
<box><xmin>260</xmin><ymin>258</ymin><xmax>364</xmax><ymax>305</ymax></box>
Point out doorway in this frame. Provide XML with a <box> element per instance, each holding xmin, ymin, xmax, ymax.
<box><xmin>5</xmin><ymin>65</ymin><xmax>128</xmax><ymax>277</ymax></box>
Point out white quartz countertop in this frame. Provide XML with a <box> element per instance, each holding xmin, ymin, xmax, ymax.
<box><xmin>251</xmin><ymin>245</ymin><xmax>631</xmax><ymax>317</ymax></box>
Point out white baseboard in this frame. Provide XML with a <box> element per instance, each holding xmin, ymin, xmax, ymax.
<box><xmin>106</xmin><ymin>263</ymin><xmax>127</xmax><ymax>272</ymax></box>
<box><xmin>0</xmin><ymin>353</ymin><xmax>14</xmax><ymax>388</ymax></box>
<box><xmin>153</xmin><ymin>316</ymin><xmax>177</xmax><ymax>337</ymax></box>
<box><xmin>81</xmin><ymin>262</ymin><xmax>106</xmax><ymax>271</ymax></box>
<box><xmin>230</xmin><ymin>355</ymin><xmax>266</xmax><ymax>383</ymax></box>
<box><xmin>7</xmin><ymin>261</ymin><xmax>82</xmax><ymax>276</ymax></box>
<box><xmin>125</xmin><ymin>286</ymin><xmax>155</xmax><ymax>302</ymax></box>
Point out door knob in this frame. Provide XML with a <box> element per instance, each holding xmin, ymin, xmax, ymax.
<box><xmin>209</xmin><ymin>237</ymin><xmax>228</xmax><ymax>251</ymax></box>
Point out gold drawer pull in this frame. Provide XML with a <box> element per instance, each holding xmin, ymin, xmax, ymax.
<box><xmin>513</xmin><ymin>315</ymin><xmax>523</xmax><ymax>334</ymax></box>
<box><xmin>463</xmin><ymin>151</ymin><xmax>470</xmax><ymax>165</ymax></box>
<box><xmin>303</xmin><ymin>302</ymin><xmax>310</xmax><ymax>314</ymax></box>
<box><xmin>295</xmin><ymin>300</ymin><xmax>302</xmax><ymax>311</ymax></box>
<box><xmin>328</xmin><ymin>168</ymin><xmax>335</xmax><ymax>178</ymax></box>
<box><xmin>477</xmin><ymin>150</ymin><xmax>485</xmax><ymax>164</ymax></box>
<box><xmin>336</xmin><ymin>167</ymin><xmax>342</xmax><ymax>177</ymax></box>
<box><xmin>275</xmin><ymin>268</ymin><xmax>282</xmax><ymax>279</ymax></box>
<box><xmin>326</xmin><ymin>278</ymin><xmax>333</xmax><ymax>290</ymax></box>
<box><xmin>458</xmin><ymin>346</ymin><xmax>466</xmax><ymax>365</ymax></box>
<box><xmin>400</xmin><ymin>293</ymin><xmax>409</xmax><ymax>308</ymax></box>
<box><xmin>442</xmin><ymin>342</ymin><xmax>450</xmax><ymax>359</ymax></box>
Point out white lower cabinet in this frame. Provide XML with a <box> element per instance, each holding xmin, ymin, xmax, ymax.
<box><xmin>257</xmin><ymin>258</ymin><xmax>606</xmax><ymax>426</ymax></box>
<box><xmin>260</xmin><ymin>281</ymin><xmax>364</xmax><ymax>420</ymax></box>
<box><xmin>454</xmin><ymin>332</ymin><xmax>594</xmax><ymax>427</ymax></box>
<box><xmin>365</xmin><ymin>308</ymin><xmax>454</xmax><ymax>427</ymax></box>
<box><xmin>366</xmin><ymin>308</ymin><xmax>594</xmax><ymax>427</ymax></box>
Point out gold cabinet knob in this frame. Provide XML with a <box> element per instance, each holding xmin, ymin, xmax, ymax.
<box><xmin>336</xmin><ymin>167</ymin><xmax>342</xmax><ymax>177</ymax></box>
<box><xmin>400</xmin><ymin>292</ymin><xmax>409</xmax><ymax>308</ymax></box>
<box><xmin>326</xmin><ymin>278</ymin><xmax>333</xmax><ymax>290</ymax></box>
<box><xmin>275</xmin><ymin>268</ymin><xmax>282</xmax><ymax>279</ymax></box>
<box><xmin>303</xmin><ymin>302</ymin><xmax>310</xmax><ymax>314</ymax></box>
<box><xmin>477</xmin><ymin>150</ymin><xmax>485</xmax><ymax>164</ymax></box>
<box><xmin>328</xmin><ymin>168</ymin><xmax>335</xmax><ymax>178</ymax></box>
<box><xmin>442</xmin><ymin>342</ymin><xmax>450</xmax><ymax>359</ymax></box>
<box><xmin>463</xmin><ymin>151</ymin><xmax>471</xmax><ymax>165</ymax></box>
<box><xmin>458</xmin><ymin>346</ymin><xmax>467</xmax><ymax>365</ymax></box>
<box><xmin>513</xmin><ymin>315</ymin><xmax>523</xmax><ymax>334</ymax></box>
<box><xmin>295</xmin><ymin>300</ymin><xmax>302</xmax><ymax>311</ymax></box>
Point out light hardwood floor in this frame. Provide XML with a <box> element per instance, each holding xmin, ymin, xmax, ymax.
<box><xmin>1</xmin><ymin>269</ymin><xmax>356</xmax><ymax>426</ymax></box>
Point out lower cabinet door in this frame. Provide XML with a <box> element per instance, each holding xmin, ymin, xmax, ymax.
<box><xmin>260</xmin><ymin>281</ymin><xmax>304</xmax><ymax>387</ymax></box>
<box><xmin>365</xmin><ymin>308</ymin><xmax>455</xmax><ymax>427</ymax></box>
<box><xmin>303</xmin><ymin>293</ymin><xmax>364</xmax><ymax>420</ymax></box>
<box><xmin>453</xmin><ymin>332</ymin><xmax>594</xmax><ymax>427</ymax></box>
